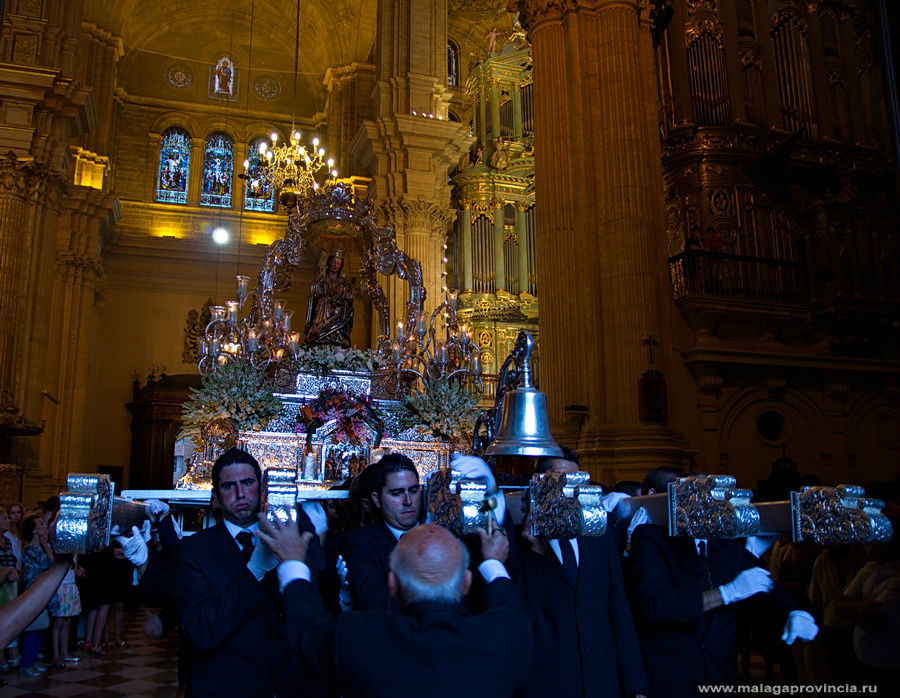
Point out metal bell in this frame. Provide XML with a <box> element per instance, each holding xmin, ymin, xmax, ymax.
<box><xmin>485</xmin><ymin>332</ymin><xmax>563</xmax><ymax>458</ymax></box>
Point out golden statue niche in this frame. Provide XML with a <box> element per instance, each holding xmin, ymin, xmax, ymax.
<box><xmin>304</xmin><ymin>249</ymin><xmax>354</xmax><ymax>348</ymax></box>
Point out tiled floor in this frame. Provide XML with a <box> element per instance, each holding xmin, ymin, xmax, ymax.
<box><xmin>1</xmin><ymin>615</ymin><xmax>179</xmax><ymax>697</ymax></box>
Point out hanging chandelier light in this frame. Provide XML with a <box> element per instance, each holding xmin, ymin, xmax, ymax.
<box><xmin>242</xmin><ymin>0</ymin><xmax>338</xmax><ymax>208</ymax></box>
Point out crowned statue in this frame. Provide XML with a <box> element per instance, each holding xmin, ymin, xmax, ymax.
<box><xmin>305</xmin><ymin>249</ymin><xmax>354</xmax><ymax>348</ymax></box>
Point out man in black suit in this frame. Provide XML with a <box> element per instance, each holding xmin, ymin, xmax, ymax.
<box><xmin>518</xmin><ymin>449</ymin><xmax>648</xmax><ymax>698</ymax></box>
<box><xmin>629</xmin><ymin>523</ymin><xmax>818</xmax><ymax>697</ymax></box>
<box><xmin>172</xmin><ymin>448</ymin><xmax>314</xmax><ymax>697</ymax></box>
<box><xmin>259</xmin><ymin>517</ymin><xmax>533</xmax><ymax>698</ymax></box>
<box><xmin>339</xmin><ymin>453</ymin><xmax>422</xmax><ymax>611</ymax></box>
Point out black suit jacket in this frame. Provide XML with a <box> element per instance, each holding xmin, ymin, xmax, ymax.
<box><xmin>628</xmin><ymin>525</ymin><xmax>798</xmax><ymax>698</ymax></box>
<box><xmin>283</xmin><ymin>574</ymin><xmax>533</xmax><ymax>698</ymax></box>
<box><xmin>518</xmin><ymin>533</ymin><xmax>647</xmax><ymax>698</ymax></box>
<box><xmin>339</xmin><ymin>521</ymin><xmax>398</xmax><ymax>612</ymax></box>
<box><xmin>172</xmin><ymin>522</ymin><xmax>298</xmax><ymax>697</ymax></box>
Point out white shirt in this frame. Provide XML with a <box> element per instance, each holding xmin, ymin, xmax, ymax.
<box><xmin>548</xmin><ymin>538</ymin><xmax>580</xmax><ymax>567</ymax></box>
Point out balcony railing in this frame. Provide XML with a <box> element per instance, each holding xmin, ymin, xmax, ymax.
<box><xmin>669</xmin><ymin>249</ymin><xmax>807</xmax><ymax>305</ymax></box>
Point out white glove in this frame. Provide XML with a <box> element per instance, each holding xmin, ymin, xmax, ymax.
<box><xmin>450</xmin><ymin>454</ymin><xmax>497</xmax><ymax>493</ymax></box>
<box><xmin>301</xmin><ymin>501</ymin><xmax>328</xmax><ymax>536</ymax></box>
<box><xmin>247</xmin><ymin>533</ymin><xmax>279</xmax><ymax>580</ymax></box>
<box><xmin>745</xmin><ymin>534</ymin><xmax>779</xmax><ymax>558</ymax></box>
<box><xmin>170</xmin><ymin>515</ymin><xmax>183</xmax><ymax>540</ymax></box>
<box><xmin>140</xmin><ymin>519</ymin><xmax>152</xmax><ymax>542</ymax></box>
<box><xmin>144</xmin><ymin>499</ymin><xmax>169</xmax><ymax>518</ymax></box>
<box><xmin>115</xmin><ymin>526</ymin><xmax>149</xmax><ymax>568</ymax></box>
<box><xmin>781</xmin><ymin>610</ymin><xmax>818</xmax><ymax>644</ymax></box>
<box><xmin>336</xmin><ymin>554</ymin><xmax>353</xmax><ymax>611</ymax></box>
<box><xmin>626</xmin><ymin>506</ymin><xmax>649</xmax><ymax>548</ymax></box>
<box><xmin>601</xmin><ymin>491</ymin><xmax>629</xmax><ymax>513</ymax></box>
<box><xmin>718</xmin><ymin>566</ymin><xmax>773</xmax><ymax>605</ymax></box>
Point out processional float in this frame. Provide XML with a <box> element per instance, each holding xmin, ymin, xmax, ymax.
<box><xmin>51</xmin><ymin>182</ymin><xmax>892</xmax><ymax>552</ymax></box>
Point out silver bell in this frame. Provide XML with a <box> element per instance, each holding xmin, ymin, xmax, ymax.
<box><xmin>485</xmin><ymin>332</ymin><xmax>563</xmax><ymax>458</ymax></box>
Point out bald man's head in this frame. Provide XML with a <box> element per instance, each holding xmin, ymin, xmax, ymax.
<box><xmin>388</xmin><ymin>524</ymin><xmax>472</xmax><ymax>604</ymax></box>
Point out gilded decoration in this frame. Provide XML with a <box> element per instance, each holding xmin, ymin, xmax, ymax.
<box><xmin>182</xmin><ymin>298</ymin><xmax>213</xmax><ymax>363</ymax></box>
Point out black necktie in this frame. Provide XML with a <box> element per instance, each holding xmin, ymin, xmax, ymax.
<box><xmin>697</xmin><ymin>540</ymin><xmax>713</xmax><ymax>589</ymax></box>
<box><xmin>236</xmin><ymin>531</ymin><xmax>254</xmax><ymax>563</ymax></box>
<box><xmin>558</xmin><ymin>538</ymin><xmax>578</xmax><ymax>587</ymax></box>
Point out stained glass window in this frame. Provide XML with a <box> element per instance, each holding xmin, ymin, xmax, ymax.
<box><xmin>447</xmin><ymin>40</ymin><xmax>459</xmax><ymax>87</ymax></box>
<box><xmin>200</xmin><ymin>132</ymin><xmax>234</xmax><ymax>208</ymax></box>
<box><xmin>243</xmin><ymin>137</ymin><xmax>275</xmax><ymax>212</ymax></box>
<box><xmin>156</xmin><ymin>127</ymin><xmax>191</xmax><ymax>204</ymax></box>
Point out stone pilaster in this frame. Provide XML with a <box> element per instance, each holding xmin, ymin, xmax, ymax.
<box><xmin>352</xmin><ymin>0</ymin><xmax>473</xmax><ymax>321</ymax></box>
<box><xmin>521</xmin><ymin>0</ymin><xmax>684</xmax><ymax>475</ymax></box>
<box><xmin>324</xmin><ymin>63</ymin><xmax>375</xmax><ymax>177</ymax></box>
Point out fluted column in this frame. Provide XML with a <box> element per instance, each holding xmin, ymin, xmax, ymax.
<box><xmin>461</xmin><ymin>203</ymin><xmax>473</xmax><ymax>291</ymax></box>
<box><xmin>324</xmin><ymin>63</ymin><xmax>375</xmax><ymax>176</ymax></box>
<box><xmin>492</xmin><ymin>200</ymin><xmax>506</xmax><ymax>291</ymax></box>
<box><xmin>522</xmin><ymin>0</ymin><xmax>683</xmax><ymax>473</ymax></box>
<box><xmin>516</xmin><ymin>203</ymin><xmax>528</xmax><ymax>294</ymax></box>
<box><xmin>477</xmin><ymin>93</ymin><xmax>488</xmax><ymax>144</ymax></box>
<box><xmin>0</xmin><ymin>155</ymin><xmax>35</xmax><ymax>424</ymax></box>
<box><xmin>352</xmin><ymin>0</ymin><xmax>473</xmax><ymax>324</ymax></box>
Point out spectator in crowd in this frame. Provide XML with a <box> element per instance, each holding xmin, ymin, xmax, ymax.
<box><xmin>837</xmin><ymin>507</ymin><xmax>900</xmax><ymax>692</ymax></box>
<box><xmin>78</xmin><ymin>548</ymin><xmax>116</xmax><ymax>655</ymax></box>
<box><xmin>47</xmin><ymin>553</ymin><xmax>83</xmax><ymax>668</ymax></box>
<box><xmin>20</xmin><ymin>512</ymin><xmax>54</xmax><ymax>678</ymax></box>
<box><xmin>5</xmin><ymin>502</ymin><xmax>23</xmax><ymax>544</ymax></box>
<box><xmin>1</xmin><ymin>507</ymin><xmax>22</xmax><ymax>677</ymax></box>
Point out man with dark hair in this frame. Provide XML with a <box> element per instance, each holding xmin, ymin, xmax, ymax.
<box><xmin>172</xmin><ymin>447</ymin><xmax>318</xmax><ymax>697</ymax></box>
<box><xmin>641</xmin><ymin>466</ymin><xmax>680</xmax><ymax>496</ymax></box>
<box><xmin>260</xmin><ymin>519</ymin><xmax>533</xmax><ymax>698</ymax></box>
<box><xmin>339</xmin><ymin>453</ymin><xmax>421</xmax><ymax>611</ymax></box>
<box><xmin>520</xmin><ymin>447</ymin><xmax>648</xmax><ymax>698</ymax></box>
<box><xmin>535</xmin><ymin>445</ymin><xmax>581</xmax><ymax>474</ymax></box>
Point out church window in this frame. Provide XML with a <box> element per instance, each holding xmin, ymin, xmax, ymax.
<box><xmin>244</xmin><ymin>136</ymin><xmax>275</xmax><ymax>212</ymax></box>
<box><xmin>200</xmin><ymin>132</ymin><xmax>234</xmax><ymax>208</ymax></box>
<box><xmin>210</xmin><ymin>56</ymin><xmax>237</xmax><ymax>100</ymax></box>
<box><xmin>156</xmin><ymin>127</ymin><xmax>191</xmax><ymax>204</ymax></box>
<box><xmin>447</xmin><ymin>40</ymin><xmax>459</xmax><ymax>87</ymax></box>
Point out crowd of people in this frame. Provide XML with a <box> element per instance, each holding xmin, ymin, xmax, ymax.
<box><xmin>0</xmin><ymin>498</ymin><xmax>141</xmax><ymax>687</ymax></box>
<box><xmin>1</xmin><ymin>447</ymin><xmax>897</xmax><ymax>696</ymax></box>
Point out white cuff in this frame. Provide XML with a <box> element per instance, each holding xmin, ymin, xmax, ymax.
<box><xmin>277</xmin><ymin>559</ymin><xmax>311</xmax><ymax>592</ymax></box>
<box><xmin>789</xmin><ymin>609</ymin><xmax>815</xmax><ymax>623</ymax></box>
<box><xmin>478</xmin><ymin>559</ymin><xmax>510</xmax><ymax>584</ymax></box>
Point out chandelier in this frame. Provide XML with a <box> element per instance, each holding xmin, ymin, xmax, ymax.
<box><xmin>388</xmin><ymin>291</ymin><xmax>483</xmax><ymax>391</ymax></box>
<box><xmin>250</xmin><ymin>131</ymin><xmax>338</xmax><ymax>205</ymax></box>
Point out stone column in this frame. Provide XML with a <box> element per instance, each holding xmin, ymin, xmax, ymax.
<box><xmin>461</xmin><ymin>202</ymin><xmax>473</xmax><ymax>291</ymax></box>
<box><xmin>477</xmin><ymin>93</ymin><xmax>488</xmax><ymax>144</ymax></box>
<box><xmin>492</xmin><ymin>200</ymin><xmax>506</xmax><ymax>292</ymax></box>
<box><xmin>324</xmin><ymin>63</ymin><xmax>375</xmax><ymax>176</ymax></box>
<box><xmin>522</xmin><ymin>0</ymin><xmax>684</xmax><ymax>473</ymax></box>
<box><xmin>189</xmin><ymin>137</ymin><xmax>205</xmax><ymax>204</ymax></box>
<box><xmin>0</xmin><ymin>155</ymin><xmax>36</xmax><ymax>426</ymax></box>
<box><xmin>516</xmin><ymin>203</ymin><xmax>528</xmax><ymax>294</ymax></box>
<box><xmin>353</xmin><ymin>0</ymin><xmax>473</xmax><ymax>322</ymax></box>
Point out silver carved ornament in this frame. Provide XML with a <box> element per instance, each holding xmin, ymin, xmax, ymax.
<box><xmin>52</xmin><ymin>474</ymin><xmax>149</xmax><ymax>554</ymax></box>
<box><xmin>528</xmin><ymin>472</ymin><xmax>607</xmax><ymax>539</ymax></box>
<box><xmin>667</xmin><ymin>474</ymin><xmax>759</xmax><ymax>539</ymax></box>
<box><xmin>426</xmin><ymin>466</ymin><xmax>491</xmax><ymax>536</ymax></box>
<box><xmin>792</xmin><ymin>485</ymin><xmax>893</xmax><ymax>545</ymax></box>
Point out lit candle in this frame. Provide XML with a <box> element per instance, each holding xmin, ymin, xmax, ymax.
<box><xmin>471</xmin><ymin>352</ymin><xmax>480</xmax><ymax>374</ymax></box>
<box><xmin>396</xmin><ymin>321</ymin><xmax>404</xmax><ymax>342</ymax></box>
<box><xmin>247</xmin><ymin>328</ymin><xmax>259</xmax><ymax>352</ymax></box>
<box><xmin>273</xmin><ymin>299</ymin><xmax>285</xmax><ymax>321</ymax></box>
<box><xmin>282</xmin><ymin>310</ymin><xmax>293</xmax><ymax>332</ymax></box>
<box><xmin>210</xmin><ymin>338</ymin><xmax>220</xmax><ymax>355</ymax></box>
<box><xmin>272</xmin><ymin>347</ymin><xmax>285</xmax><ymax>362</ymax></box>
<box><xmin>198</xmin><ymin>339</ymin><xmax>208</xmax><ymax>358</ymax></box>
<box><xmin>211</xmin><ymin>306</ymin><xmax>226</xmax><ymax>322</ymax></box>
<box><xmin>289</xmin><ymin>331</ymin><xmax>301</xmax><ymax>358</ymax></box>
<box><xmin>226</xmin><ymin>301</ymin><xmax>239</xmax><ymax>325</ymax></box>
<box><xmin>236</xmin><ymin>275</ymin><xmax>250</xmax><ymax>301</ymax></box>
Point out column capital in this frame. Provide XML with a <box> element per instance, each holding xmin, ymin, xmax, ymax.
<box><xmin>490</xmin><ymin>198</ymin><xmax>505</xmax><ymax>210</ymax></box>
<box><xmin>382</xmin><ymin>198</ymin><xmax>455</xmax><ymax>241</ymax></box>
<box><xmin>518</xmin><ymin>0</ymin><xmax>643</xmax><ymax>29</ymax></box>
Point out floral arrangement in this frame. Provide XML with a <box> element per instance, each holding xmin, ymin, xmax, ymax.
<box><xmin>295</xmin><ymin>388</ymin><xmax>384</xmax><ymax>451</ymax></box>
<box><xmin>400</xmin><ymin>378</ymin><xmax>481</xmax><ymax>450</ymax></box>
<box><xmin>180</xmin><ymin>360</ymin><xmax>282</xmax><ymax>447</ymax></box>
<box><xmin>293</xmin><ymin>346</ymin><xmax>388</xmax><ymax>375</ymax></box>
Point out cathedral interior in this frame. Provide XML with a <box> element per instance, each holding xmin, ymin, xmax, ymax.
<box><xmin>1</xmin><ymin>0</ymin><xmax>899</xmax><ymax>504</ymax></box>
